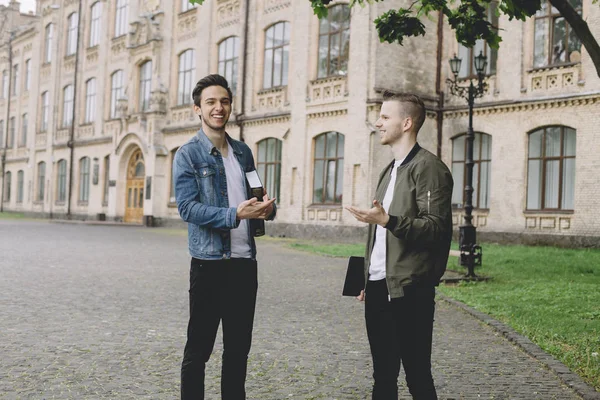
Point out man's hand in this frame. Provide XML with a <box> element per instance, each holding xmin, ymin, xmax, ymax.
<box><xmin>356</xmin><ymin>290</ymin><xmax>365</xmax><ymax>302</ymax></box>
<box><xmin>345</xmin><ymin>200</ymin><xmax>390</xmax><ymax>227</ymax></box>
<box><xmin>236</xmin><ymin>196</ymin><xmax>276</xmax><ymax>220</ymax></box>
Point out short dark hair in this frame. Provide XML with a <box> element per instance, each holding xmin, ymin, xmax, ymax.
<box><xmin>382</xmin><ymin>90</ymin><xmax>426</xmax><ymax>133</ymax></box>
<box><xmin>192</xmin><ymin>74</ymin><xmax>233</xmax><ymax>107</ymax></box>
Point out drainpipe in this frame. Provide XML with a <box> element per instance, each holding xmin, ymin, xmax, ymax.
<box><xmin>0</xmin><ymin>30</ymin><xmax>14</xmax><ymax>213</ymax></box>
<box><xmin>236</xmin><ymin>0</ymin><xmax>250</xmax><ymax>142</ymax></box>
<box><xmin>66</xmin><ymin>0</ymin><xmax>83</xmax><ymax>217</ymax></box>
<box><xmin>435</xmin><ymin>10</ymin><xmax>444</xmax><ymax>158</ymax></box>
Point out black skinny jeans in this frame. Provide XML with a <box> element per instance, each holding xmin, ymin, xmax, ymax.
<box><xmin>181</xmin><ymin>257</ymin><xmax>258</xmax><ymax>400</ymax></box>
<box><xmin>365</xmin><ymin>279</ymin><xmax>437</xmax><ymax>400</ymax></box>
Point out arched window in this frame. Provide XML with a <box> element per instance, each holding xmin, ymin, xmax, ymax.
<box><xmin>79</xmin><ymin>157</ymin><xmax>91</xmax><ymax>202</ymax></box>
<box><xmin>45</xmin><ymin>23</ymin><xmax>53</xmax><ymax>63</ymax></box>
<box><xmin>533</xmin><ymin>0</ymin><xmax>582</xmax><ymax>68</ymax></box>
<box><xmin>263</xmin><ymin>22</ymin><xmax>290</xmax><ymax>89</ymax></box>
<box><xmin>66</xmin><ymin>13</ymin><xmax>79</xmax><ymax>56</ymax></box>
<box><xmin>85</xmin><ymin>78</ymin><xmax>97</xmax><ymax>123</ymax></box>
<box><xmin>103</xmin><ymin>155</ymin><xmax>110</xmax><ymax>205</ymax></box>
<box><xmin>114</xmin><ymin>0</ymin><xmax>129</xmax><ymax>38</ymax></box>
<box><xmin>257</xmin><ymin>138</ymin><xmax>282</xmax><ymax>201</ymax></box>
<box><xmin>457</xmin><ymin>2</ymin><xmax>498</xmax><ymax>78</ymax></box>
<box><xmin>37</xmin><ymin>162</ymin><xmax>46</xmax><ymax>202</ymax></box>
<box><xmin>20</xmin><ymin>113</ymin><xmax>27</xmax><ymax>147</ymax></box>
<box><xmin>170</xmin><ymin>147</ymin><xmax>179</xmax><ymax>203</ymax></box>
<box><xmin>4</xmin><ymin>171</ymin><xmax>11</xmax><ymax>202</ymax></box>
<box><xmin>41</xmin><ymin>91</ymin><xmax>50</xmax><ymax>132</ymax></box>
<box><xmin>178</xmin><ymin>50</ymin><xmax>196</xmax><ymax>105</ymax></box>
<box><xmin>139</xmin><ymin>61</ymin><xmax>152</xmax><ymax>112</ymax></box>
<box><xmin>63</xmin><ymin>85</ymin><xmax>74</xmax><ymax>127</ymax></box>
<box><xmin>527</xmin><ymin>126</ymin><xmax>575</xmax><ymax>210</ymax></box>
<box><xmin>110</xmin><ymin>70</ymin><xmax>124</xmax><ymax>118</ymax></box>
<box><xmin>57</xmin><ymin>159</ymin><xmax>67</xmax><ymax>203</ymax></box>
<box><xmin>218</xmin><ymin>37</ymin><xmax>239</xmax><ymax>95</ymax></box>
<box><xmin>17</xmin><ymin>170</ymin><xmax>24</xmax><ymax>203</ymax></box>
<box><xmin>89</xmin><ymin>2</ymin><xmax>102</xmax><ymax>47</ymax></box>
<box><xmin>11</xmin><ymin>64</ymin><xmax>18</xmax><ymax>96</ymax></box>
<box><xmin>313</xmin><ymin>132</ymin><xmax>344</xmax><ymax>204</ymax></box>
<box><xmin>1</xmin><ymin>70</ymin><xmax>7</xmax><ymax>99</ymax></box>
<box><xmin>8</xmin><ymin>117</ymin><xmax>15</xmax><ymax>148</ymax></box>
<box><xmin>317</xmin><ymin>4</ymin><xmax>350</xmax><ymax>78</ymax></box>
<box><xmin>451</xmin><ymin>132</ymin><xmax>492</xmax><ymax>209</ymax></box>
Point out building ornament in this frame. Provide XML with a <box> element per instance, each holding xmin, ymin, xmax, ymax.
<box><xmin>129</xmin><ymin>11</ymin><xmax>164</xmax><ymax>49</ymax></box>
<box><xmin>264</xmin><ymin>0</ymin><xmax>291</xmax><ymax>14</ymax></box>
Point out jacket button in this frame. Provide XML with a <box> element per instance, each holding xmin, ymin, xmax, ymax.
<box><xmin>222</xmin><ymin>254</ymin><xmax>227</xmax><ymax>259</ymax></box>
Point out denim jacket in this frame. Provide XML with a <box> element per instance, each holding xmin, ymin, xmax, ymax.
<box><xmin>173</xmin><ymin>129</ymin><xmax>276</xmax><ymax>260</ymax></box>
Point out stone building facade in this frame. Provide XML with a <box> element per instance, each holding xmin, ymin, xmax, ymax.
<box><xmin>0</xmin><ymin>0</ymin><xmax>599</xmax><ymax>245</ymax></box>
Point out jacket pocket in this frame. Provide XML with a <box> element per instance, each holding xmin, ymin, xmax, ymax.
<box><xmin>193</xmin><ymin>163</ymin><xmax>217</xmax><ymax>204</ymax></box>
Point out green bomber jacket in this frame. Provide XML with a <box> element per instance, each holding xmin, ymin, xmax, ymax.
<box><xmin>364</xmin><ymin>143</ymin><xmax>454</xmax><ymax>299</ymax></box>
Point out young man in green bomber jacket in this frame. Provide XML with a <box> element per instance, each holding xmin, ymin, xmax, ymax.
<box><xmin>346</xmin><ymin>91</ymin><xmax>453</xmax><ymax>400</ymax></box>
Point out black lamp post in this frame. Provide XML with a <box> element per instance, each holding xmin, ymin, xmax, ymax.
<box><xmin>446</xmin><ymin>51</ymin><xmax>487</xmax><ymax>278</ymax></box>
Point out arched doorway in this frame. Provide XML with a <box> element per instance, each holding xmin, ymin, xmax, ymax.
<box><xmin>124</xmin><ymin>149</ymin><xmax>145</xmax><ymax>223</ymax></box>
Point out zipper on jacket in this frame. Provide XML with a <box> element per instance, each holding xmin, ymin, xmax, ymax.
<box><xmin>427</xmin><ymin>190</ymin><xmax>431</xmax><ymax>213</ymax></box>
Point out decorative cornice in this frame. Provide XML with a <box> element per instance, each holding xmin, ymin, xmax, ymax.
<box><xmin>241</xmin><ymin>114</ymin><xmax>291</xmax><ymax>127</ymax></box>
<box><xmin>307</xmin><ymin>109</ymin><xmax>348</xmax><ymax>119</ymax></box>
<box><xmin>444</xmin><ymin>94</ymin><xmax>600</xmax><ymax>118</ymax></box>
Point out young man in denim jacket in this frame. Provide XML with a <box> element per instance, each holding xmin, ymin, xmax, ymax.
<box><xmin>347</xmin><ymin>92</ymin><xmax>453</xmax><ymax>399</ymax></box>
<box><xmin>173</xmin><ymin>74</ymin><xmax>276</xmax><ymax>400</ymax></box>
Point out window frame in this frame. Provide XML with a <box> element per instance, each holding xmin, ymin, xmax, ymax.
<box><xmin>20</xmin><ymin>113</ymin><xmax>27</xmax><ymax>147</ymax></box>
<box><xmin>181</xmin><ymin>0</ymin><xmax>197</xmax><ymax>13</ymax></box>
<box><xmin>317</xmin><ymin>4</ymin><xmax>351</xmax><ymax>79</ymax></box>
<box><xmin>103</xmin><ymin>155</ymin><xmax>110</xmax><ymax>205</ymax></box>
<box><xmin>24</xmin><ymin>59</ymin><xmax>31</xmax><ymax>91</ymax></box>
<box><xmin>79</xmin><ymin>157</ymin><xmax>91</xmax><ymax>203</ymax></box>
<box><xmin>89</xmin><ymin>2</ymin><xmax>102</xmax><ymax>47</ymax></box>
<box><xmin>139</xmin><ymin>61</ymin><xmax>152</xmax><ymax>112</ymax></box>
<box><xmin>451</xmin><ymin>132</ymin><xmax>493</xmax><ymax>210</ymax></box>
<box><xmin>8</xmin><ymin>116</ymin><xmax>15</xmax><ymax>148</ymax></box>
<box><xmin>16</xmin><ymin>170</ymin><xmax>24</xmax><ymax>203</ymax></box>
<box><xmin>177</xmin><ymin>50</ymin><xmax>195</xmax><ymax>105</ymax></box>
<box><xmin>40</xmin><ymin>91</ymin><xmax>50</xmax><ymax>132</ymax></box>
<box><xmin>45</xmin><ymin>23</ymin><xmax>53</xmax><ymax>63</ymax></box>
<box><xmin>1</xmin><ymin>69</ymin><xmax>7</xmax><ymax>99</ymax></box>
<box><xmin>114</xmin><ymin>0</ymin><xmax>129</xmax><ymax>38</ymax></box>
<box><xmin>11</xmin><ymin>64</ymin><xmax>18</xmax><ymax>96</ymax></box>
<box><xmin>4</xmin><ymin>171</ymin><xmax>11</xmax><ymax>202</ymax></box>
<box><xmin>62</xmin><ymin>85</ymin><xmax>74</xmax><ymax>127</ymax></box>
<box><xmin>263</xmin><ymin>22</ymin><xmax>290</xmax><ymax>89</ymax></box>
<box><xmin>57</xmin><ymin>159</ymin><xmax>67</xmax><ymax>203</ymax></box>
<box><xmin>218</xmin><ymin>36</ymin><xmax>239</xmax><ymax>95</ymax></box>
<box><xmin>85</xmin><ymin>78</ymin><xmax>97</xmax><ymax>123</ymax></box>
<box><xmin>66</xmin><ymin>12</ymin><xmax>79</xmax><ymax>56</ymax></box>
<box><xmin>37</xmin><ymin>161</ymin><xmax>46</xmax><ymax>202</ymax></box>
<box><xmin>110</xmin><ymin>70</ymin><xmax>124</xmax><ymax>119</ymax></box>
<box><xmin>312</xmin><ymin>131</ymin><xmax>344</xmax><ymax>205</ymax></box>
<box><xmin>256</xmin><ymin>138</ymin><xmax>282</xmax><ymax>201</ymax></box>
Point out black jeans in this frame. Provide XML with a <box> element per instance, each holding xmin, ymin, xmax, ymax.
<box><xmin>181</xmin><ymin>257</ymin><xmax>258</xmax><ymax>400</ymax></box>
<box><xmin>365</xmin><ymin>279</ymin><xmax>437</xmax><ymax>400</ymax></box>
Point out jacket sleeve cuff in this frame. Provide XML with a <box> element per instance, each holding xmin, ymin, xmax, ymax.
<box><xmin>385</xmin><ymin>215</ymin><xmax>398</xmax><ymax>230</ymax></box>
<box><xmin>228</xmin><ymin>207</ymin><xmax>241</xmax><ymax>228</ymax></box>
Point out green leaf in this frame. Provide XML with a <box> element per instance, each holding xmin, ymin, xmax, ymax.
<box><xmin>374</xmin><ymin>9</ymin><xmax>426</xmax><ymax>46</ymax></box>
<box><xmin>189</xmin><ymin>0</ymin><xmax>205</xmax><ymax>5</ymax></box>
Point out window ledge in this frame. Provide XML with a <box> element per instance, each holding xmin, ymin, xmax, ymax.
<box><xmin>528</xmin><ymin>62</ymin><xmax>579</xmax><ymax>74</ymax></box>
<box><xmin>523</xmin><ymin>210</ymin><xmax>574</xmax><ymax>215</ymax></box>
<box><xmin>77</xmin><ymin>201</ymin><xmax>89</xmax><ymax>206</ymax></box>
<box><xmin>307</xmin><ymin>204</ymin><xmax>343</xmax><ymax>209</ymax></box>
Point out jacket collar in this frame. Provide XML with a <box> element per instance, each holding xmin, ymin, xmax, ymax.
<box><xmin>400</xmin><ymin>142</ymin><xmax>421</xmax><ymax>166</ymax></box>
<box><xmin>196</xmin><ymin>128</ymin><xmax>243</xmax><ymax>157</ymax></box>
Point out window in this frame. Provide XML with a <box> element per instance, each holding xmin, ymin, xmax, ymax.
<box><xmin>17</xmin><ymin>170</ymin><xmax>24</xmax><ymax>203</ymax></box>
<box><xmin>1</xmin><ymin>70</ymin><xmax>7</xmax><ymax>99</ymax></box>
<box><xmin>257</xmin><ymin>138</ymin><xmax>282</xmax><ymax>201</ymax></box>
<box><xmin>37</xmin><ymin>161</ymin><xmax>46</xmax><ymax>202</ymax></box>
<box><xmin>4</xmin><ymin>171</ymin><xmax>10</xmax><ymax>202</ymax></box>
<box><xmin>57</xmin><ymin>159</ymin><xmax>67</xmax><ymax>202</ymax></box>
<box><xmin>67</xmin><ymin>13</ymin><xmax>79</xmax><ymax>56</ymax></box>
<box><xmin>181</xmin><ymin>0</ymin><xmax>197</xmax><ymax>12</ymax></box>
<box><xmin>178</xmin><ymin>50</ymin><xmax>195</xmax><ymax>105</ymax></box>
<box><xmin>89</xmin><ymin>2</ymin><xmax>102</xmax><ymax>47</ymax></box>
<box><xmin>103</xmin><ymin>155</ymin><xmax>110</xmax><ymax>204</ymax></box>
<box><xmin>139</xmin><ymin>61</ymin><xmax>152</xmax><ymax>112</ymax></box>
<box><xmin>114</xmin><ymin>0</ymin><xmax>129</xmax><ymax>38</ymax></box>
<box><xmin>85</xmin><ymin>78</ymin><xmax>97</xmax><ymax>123</ymax></box>
<box><xmin>24</xmin><ymin>59</ymin><xmax>31</xmax><ymax>91</ymax></box>
<box><xmin>451</xmin><ymin>133</ymin><xmax>492</xmax><ymax>209</ymax></box>
<box><xmin>8</xmin><ymin>117</ymin><xmax>15</xmax><ymax>148</ymax></box>
<box><xmin>11</xmin><ymin>64</ymin><xmax>18</xmax><ymax>96</ymax></box>
<box><xmin>45</xmin><ymin>23</ymin><xmax>53</xmax><ymax>63</ymax></box>
<box><xmin>110</xmin><ymin>70</ymin><xmax>124</xmax><ymax>118</ymax></box>
<box><xmin>527</xmin><ymin>126</ymin><xmax>575</xmax><ymax>210</ymax></box>
<box><xmin>169</xmin><ymin>148</ymin><xmax>178</xmax><ymax>203</ymax></box>
<box><xmin>534</xmin><ymin>0</ymin><xmax>582</xmax><ymax>68</ymax></box>
<box><xmin>317</xmin><ymin>4</ymin><xmax>350</xmax><ymax>78</ymax></box>
<box><xmin>79</xmin><ymin>157</ymin><xmax>90</xmax><ymax>202</ymax></box>
<box><xmin>457</xmin><ymin>3</ymin><xmax>498</xmax><ymax>78</ymax></box>
<box><xmin>40</xmin><ymin>91</ymin><xmax>49</xmax><ymax>132</ymax></box>
<box><xmin>263</xmin><ymin>22</ymin><xmax>290</xmax><ymax>89</ymax></box>
<box><xmin>313</xmin><ymin>132</ymin><xmax>344</xmax><ymax>204</ymax></box>
<box><xmin>0</xmin><ymin>120</ymin><xmax>3</xmax><ymax>148</ymax></box>
<box><xmin>63</xmin><ymin>85</ymin><xmax>74</xmax><ymax>127</ymax></box>
<box><xmin>218</xmin><ymin>37</ymin><xmax>239</xmax><ymax>95</ymax></box>
<box><xmin>20</xmin><ymin>113</ymin><xmax>27</xmax><ymax>147</ymax></box>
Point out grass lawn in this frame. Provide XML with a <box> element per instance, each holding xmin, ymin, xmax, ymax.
<box><xmin>0</xmin><ymin>212</ymin><xmax>27</xmax><ymax>219</ymax></box>
<box><xmin>265</xmin><ymin>236</ymin><xmax>600</xmax><ymax>391</ymax></box>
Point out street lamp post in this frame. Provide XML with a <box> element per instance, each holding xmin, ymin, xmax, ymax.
<box><xmin>446</xmin><ymin>51</ymin><xmax>488</xmax><ymax>278</ymax></box>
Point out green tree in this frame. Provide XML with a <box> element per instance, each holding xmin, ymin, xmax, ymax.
<box><xmin>307</xmin><ymin>0</ymin><xmax>600</xmax><ymax>78</ymax></box>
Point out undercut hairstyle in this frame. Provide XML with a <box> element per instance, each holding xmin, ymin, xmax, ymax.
<box><xmin>192</xmin><ymin>74</ymin><xmax>233</xmax><ymax>108</ymax></box>
<box><xmin>382</xmin><ymin>90</ymin><xmax>426</xmax><ymax>133</ymax></box>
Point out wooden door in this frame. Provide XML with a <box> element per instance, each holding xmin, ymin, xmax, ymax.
<box><xmin>124</xmin><ymin>149</ymin><xmax>145</xmax><ymax>223</ymax></box>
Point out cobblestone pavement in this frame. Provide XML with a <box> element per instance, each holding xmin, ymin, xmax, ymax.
<box><xmin>0</xmin><ymin>220</ymin><xmax>586</xmax><ymax>399</ymax></box>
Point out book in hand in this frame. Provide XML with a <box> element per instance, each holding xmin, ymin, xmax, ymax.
<box><xmin>342</xmin><ymin>256</ymin><xmax>365</xmax><ymax>297</ymax></box>
<box><xmin>245</xmin><ymin>170</ymin><xmax>265</xmax><ymax>237</ymax></box>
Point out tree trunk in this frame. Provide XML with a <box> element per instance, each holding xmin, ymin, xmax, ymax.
<box><xmin>549</xmin><ymin>0</ymin><xmax>600</xmax><ymax>78</ymax></box>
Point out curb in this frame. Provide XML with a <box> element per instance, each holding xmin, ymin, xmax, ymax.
<box><xmin>438</xmin><ymin>294</ymin><xmax>600</xmax><ymax>400</ymax></box>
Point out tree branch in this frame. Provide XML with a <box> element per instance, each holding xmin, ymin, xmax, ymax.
<box><xmin>549</xmin><ymin>0</ymin><xmax>600</xmax><ymax>78</ymax></box>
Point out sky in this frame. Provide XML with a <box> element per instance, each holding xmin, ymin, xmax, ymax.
<box><xmin>0</xmin><ymin>0</ymin><xmax>36</xmax><ymax>14</ymax></box>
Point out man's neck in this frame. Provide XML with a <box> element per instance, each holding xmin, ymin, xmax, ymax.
<box><xmin>390</xmin><ymin>133</ymin><xmax>417</xmax><ymax>162</ymax></box>
<box><xmin>202</xmin><ymin>124</ymin><xmax>227</xmax><ymax>151</ymax></box>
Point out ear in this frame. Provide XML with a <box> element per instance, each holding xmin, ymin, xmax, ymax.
<box><xmin>193</xmin><ymin>104</ymin><xmax>201</xmax><ymax>116</ymax></box>
<box><xmin>403</xmin><ymin>116</ymin><xmax>414</xmax><ymax>132</ymax></box>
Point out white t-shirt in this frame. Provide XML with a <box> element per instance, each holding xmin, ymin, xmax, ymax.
<box><xmin>368</xmin><ymin>159</ymin><xmax>403</xmax><ymax>281</ymax></box>
<box><xmin>222</xmin><ymin>143</ymin><xmax>252</xmax><ymax>258</ymax></box>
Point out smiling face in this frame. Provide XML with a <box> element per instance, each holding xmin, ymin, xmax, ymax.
<box><xmin>375</xmin><ymin>100</ymin><xmax>413</xmax><ymax>146</ymax></box>
<box><xmin>194</xmin><ymin>85</ymin><xmax>232</xmax><ymax>133</ymax></box>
